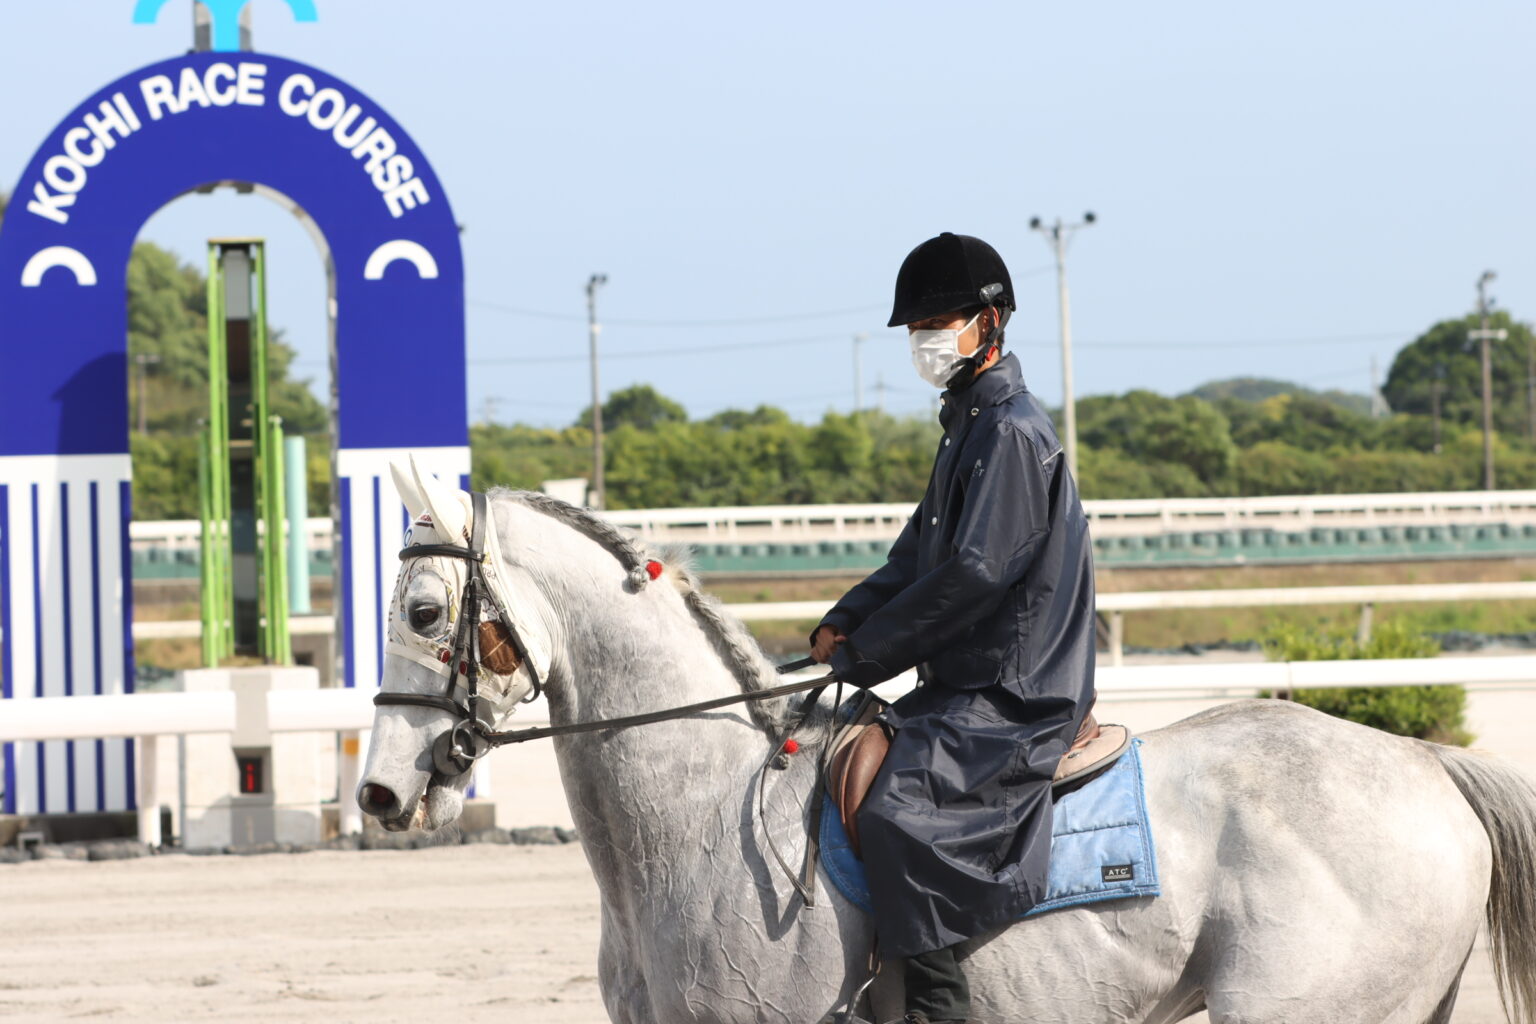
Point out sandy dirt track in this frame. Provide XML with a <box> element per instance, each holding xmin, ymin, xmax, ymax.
<box><xmin>0</xmin><ymin>843</ymin><xmax>1509</xmax><ymax>1023</ymax></box>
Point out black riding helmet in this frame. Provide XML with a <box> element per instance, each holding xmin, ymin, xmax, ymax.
<box><xmin>887</xmin><ymin>232</ymin><xmax>1016</xmax><ymax>327</ymax></box>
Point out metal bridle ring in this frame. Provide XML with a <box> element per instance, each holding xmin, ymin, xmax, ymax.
<box><xmin>431</xmin><ymin>720</ymin><xmax>489</xmax><ymax>777</ymax></box>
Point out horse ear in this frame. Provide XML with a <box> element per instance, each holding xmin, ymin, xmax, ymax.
<box><xmin>410</xmin><ymin>454</ymin><xmax>469</xmax><ymax>544</ymax></box>
<box><xmin>389</xmin><ymin>460</ymin><xmax>426</xmax><ymax>519</ymax></box>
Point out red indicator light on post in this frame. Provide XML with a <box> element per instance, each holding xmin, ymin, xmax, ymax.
<box><xmin>236</xmin><ymin>754</ymin><xmax>264</xmax><ymax>795</ymax></box>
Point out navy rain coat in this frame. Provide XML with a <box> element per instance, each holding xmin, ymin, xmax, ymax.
<box><xmin>821</xmin><ymin>353</ymin><xmax>1097</xmax><ymax>958</ymax></box>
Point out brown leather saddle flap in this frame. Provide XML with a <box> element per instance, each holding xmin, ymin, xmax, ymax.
<box><xmin>825</xmin><ymin>695</ymin><xmax>889</xmax><ymax>858</ymax></box>
<box><xmin>824</xmin><ymin>696</ymin><xmax>1133</xmax><ymax>857</ymax></box>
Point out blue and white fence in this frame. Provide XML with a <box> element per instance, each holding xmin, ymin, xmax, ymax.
<box><xmin>0</xmin><ymin>455</ymin><xmax>135</xmax><ymax>814</ymax></box>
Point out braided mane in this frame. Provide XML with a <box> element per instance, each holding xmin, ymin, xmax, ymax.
<box><xmin>493</xmin><ymin>489</ymin><xmax>792</xmax><ymax>733</ymax></box>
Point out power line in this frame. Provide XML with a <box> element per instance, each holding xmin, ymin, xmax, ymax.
<box><xmin>466</xmin><ymin>328</ymin><xmax>1415</xmax><ymax>367</ymax></box>
<box><xmin>472</xmin><ymin>397</ymin><xmax>576</xmax><ymax>411</ymax></box>
<box><xmin>465</xmin><ymin>264</ymin><xmax>1056</xmax><ymax>329</ymax></box>
<box><xmin>467</xmin><ymin>299</ymin><xmax>888</xmax><ymax>328</ymax></box>
<box><xmin>1296</xmin><ymin>366</ymin><xmax>1374</xmax><ymax>385</ymax></box>
<box><xmin>468</xmin><ymin>332</ymin><xmax>845</xmax><ymax>365</ymax></box>
<box><xmin>1074</xmin><ymin>331</ymin><xmax>1411</xmax><ymax>350</ymax></box>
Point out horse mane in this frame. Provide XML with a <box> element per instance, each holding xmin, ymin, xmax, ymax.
<box><xmin>492</xmin><ymin>489</ymin><xmax>795</xmax><ymax>734</ymax></box>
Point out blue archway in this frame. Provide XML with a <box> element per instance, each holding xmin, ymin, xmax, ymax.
<box><xmin>0</xmin><ymin>51</ymin><xmax>469</xmax><ymax>814</ymax></box>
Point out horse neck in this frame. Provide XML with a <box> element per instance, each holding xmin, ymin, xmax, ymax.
<box><xmin>532</xmin><ymin>541</ymin><xmax>781</xmax><ymax>885</ymax></box>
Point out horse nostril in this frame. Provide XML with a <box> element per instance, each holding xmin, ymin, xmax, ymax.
<box><xmin>358</xmin><ymin>783</ymin><xmax>398</xmax><ymax>816</ymax></box>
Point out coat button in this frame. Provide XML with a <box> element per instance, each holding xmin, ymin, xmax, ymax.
<box><xmin>943</xmin><ymin>437</ymin><xmax>951</xmax><ymax>446</ymax></box>
<box><xmin>970</xmin><ymin>408</ymin><xmax>979</xmax><ymax>416</ymax></box>
<box><xmin>930</xmin><ymin>516</ymin><xmax>938</xmax><ymax>525</ymax></box>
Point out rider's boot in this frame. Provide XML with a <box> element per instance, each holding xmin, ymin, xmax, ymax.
<box><xmin>902</xmin><ymin>945</ymin><xmax>969</xmax><ymax>1024</ymax></box>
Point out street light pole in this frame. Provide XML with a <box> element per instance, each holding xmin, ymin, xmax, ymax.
<box><xmin>1470</xmin><ymin>271</ymin><xmax>1507</xmax><ymax>491</ymax></box>
<box><xmin>586</xmin><ymin>273</ymin><xmax>608</xmax><ymax>510</ymax></box>
<box><xmin>1030</xmin><ymin>212</ymin><xmax>1096</xmax><ymax>482</ymax></box>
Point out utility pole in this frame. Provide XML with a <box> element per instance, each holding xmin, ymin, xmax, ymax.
<box><xmin>1369</xmin><ymin>357</ymin><xmax>1389</xmax><ymax>418</ymax></box>
<box><xmin>852</xmin><ymin>333</ymin><xmax>867</xmax><ymax>413</ymax></box>
<box><xmin>1431</xmin><ymin>362</ymin><xmax>1445</xmax><ymax>455</ymax></box>
<box><xmin>1030</xmin><ymin>211</ymin><xmax>1096</xmax><ymax>481</ymax></box>
<box><xmin>134</xmin><ymin>352</ymin><xmax>161</xmax><ymax>434</ymax></box>
<box><xmin>586</xmin><ymin>273</ymin><xmax>608</xmax><ymax>510</ymax></box>
<box><xmin>1470</xmin><ymin>271</ymin><xmax>1508</xmax><ymax>491</ymax></box>
<box><xmin>874</xmin><ymin>373</ymin><xmax>887</xmax><ymax>414</ymax></box>
<box><xmin>1527</xmin><ymin>332</ymin><xmax>1534</xmax><ymax>445</ymax></box>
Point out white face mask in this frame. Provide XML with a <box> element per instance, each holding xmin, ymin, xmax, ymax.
<box><xmin>908</xmin><ymin>312</ymin><xmax>981</xmax><ymax>389</ymax></box>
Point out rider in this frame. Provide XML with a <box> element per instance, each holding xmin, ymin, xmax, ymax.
<box><xmin>810</xmin><ymin>233</ymin><xmax>1097</xmax><ymax>1024</ymax></box>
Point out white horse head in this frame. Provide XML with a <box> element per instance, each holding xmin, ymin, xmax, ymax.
<box><xmin>357</xmin><ymin>457</ymin><xmax>562</xmax><ymax>831</ymax></box>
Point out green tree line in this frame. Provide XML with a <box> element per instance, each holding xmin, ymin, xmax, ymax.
<box><xmin>474</xmin><ymin>311</ymin><xmax>1536</xmax><ymax>508</ymax></box>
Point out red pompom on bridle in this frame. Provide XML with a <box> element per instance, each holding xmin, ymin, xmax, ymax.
<box><xmin>645</xmin><ymin>560</ymin><xmax>663</xmax><ymax>580</ymax></box>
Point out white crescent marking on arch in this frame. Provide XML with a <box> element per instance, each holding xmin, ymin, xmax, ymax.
<box><xmin>362</xmin><ymin>240</ymin><xmax>439</xmax><ymax>281</ymax></box>
<box><xmin>20</xmin><ymin>246</ymin><xmax>98</xmax><ymax>287</ymax></box>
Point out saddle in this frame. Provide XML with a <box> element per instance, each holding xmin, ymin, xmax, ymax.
<box><xmin>824</xmin><ymin>692</ymin><xmax>1132</xmax><ymax>858</ymax></box>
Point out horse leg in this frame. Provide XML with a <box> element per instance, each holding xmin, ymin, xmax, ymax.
<box><xmin>597</xmin><ymin>909</ymin><xmax>654</xmax><ymax>1024</ymax></box>
<box><xmin>1422</xmin><ymin>943</ymin><xmax>1474</xmax><ymax>1024</ymax></box>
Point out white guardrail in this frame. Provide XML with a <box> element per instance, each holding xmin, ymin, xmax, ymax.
<box><xmin>6</xmin><ymin>656</ymin><xmax>1536</xmax><ymax>847</ymax></box>
<box><xmin>0</xmin><ymin>692</ymin><xmax>238</xmax><ymax>847</ymax></box>
<box><xmin>129</xmin><ymin>579</ymin><xmax>1536</xmax><ymax>667</ymax></box>
<box><xmin>126</xmin><ymin>489</ymin><xmax>1536</xmax><ymax>548</ymax></box>
<box><xmin>726</xmin><ymin>580</ymin><xmax>1536</xmax><ymax>666</ymax></box>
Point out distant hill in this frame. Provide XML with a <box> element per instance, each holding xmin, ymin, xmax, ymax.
<box><xmin>1186</xmin><ymin>377</ymin><xmax>1372</xmax><ymax>416</ymax></box>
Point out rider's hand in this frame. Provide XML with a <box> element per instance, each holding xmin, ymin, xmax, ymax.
<box><xmin>810</xmin><ymin>624</ymin><xmax>846</xmax><ymax>664</ymax></box>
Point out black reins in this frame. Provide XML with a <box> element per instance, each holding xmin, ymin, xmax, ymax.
<box><xmin>472</xmin><ymin>670</ymin><xmax>831</xmax><ymax>745</ymax></box>
<box><xmin>373</xmin><ymin>489</ymin><xmax>833</xmax><ymax>774</ymax></box>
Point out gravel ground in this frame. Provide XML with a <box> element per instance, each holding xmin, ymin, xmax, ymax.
<box><xmin>0</xmin><ymin>842</ymin><xmax>1511</xmax><ymax>1023</ymax></box>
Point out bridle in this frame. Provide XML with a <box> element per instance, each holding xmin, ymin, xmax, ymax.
<box><xmin>372</xmin><ymin>490</ymin><xmax>542</xmax><ymax>776</ymax></box>
<box><xmin>373</xmin><ymin>489</ymin><xmax>832</xmax><ymax>778</ymax></box>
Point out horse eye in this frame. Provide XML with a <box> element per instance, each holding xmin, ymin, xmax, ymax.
<box><xmin>409</xmin><ymin>605</ymin><xmax>440</xmax><ymax>630</ymax></box>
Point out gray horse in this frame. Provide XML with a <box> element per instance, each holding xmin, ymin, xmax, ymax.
<box><xmin>359</xmin><ymin>470</ymin><xmax>1536</xmax><ymax>1024</ymax></box>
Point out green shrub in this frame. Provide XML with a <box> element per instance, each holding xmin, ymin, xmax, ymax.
<box><xmin>1260</xmin><ymin>620</ymin><xmax>1472</xmax><ymax>746</ymax></box>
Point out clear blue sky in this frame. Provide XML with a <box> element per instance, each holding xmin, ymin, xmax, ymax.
<box><xmin>2</xmin><ymin>1</ymin><xmax>1532</xmax><ymax>427</ymax></box>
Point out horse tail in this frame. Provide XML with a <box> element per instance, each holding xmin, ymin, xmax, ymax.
<box><xmin>1427</xmin><ymin>743</ymin><xmax>1536</xmax><ymax>1024</ymax></box>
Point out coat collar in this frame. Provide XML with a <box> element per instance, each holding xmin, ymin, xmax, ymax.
<box><xmin>939</xmin><ymin>352</ymin><xmax>1026</xmax><ymax>428</ymax></box>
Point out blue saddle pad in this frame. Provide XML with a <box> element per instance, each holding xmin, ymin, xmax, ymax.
<box><xmin>820</xmin><ymin>739</ymin><xmax>1160</xmax><ymax>918</ymax></box>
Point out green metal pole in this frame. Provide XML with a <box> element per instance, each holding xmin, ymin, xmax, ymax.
<box><xmin>197</xmin><ymin>426</ymin><xmax>216</xmax><ymax>667</ymax></box>
<box><xmin>246</xmin><ymin>242</ymin><xmax>293</xmax><ymax>664</ymax></box>
<box><xmin>205</xmin><ymin>244</ymin><xmax>233</xmax><ymax>662</ymax></box>
<box><xmin>285</xmin><ymin>434</ymin><xmax>312</xmax><ymax>615</ymax></box>
<box><xmin>263</xmin><ymin>415</ymin><xmax>291</xmax><ymax>664</ymax></box>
